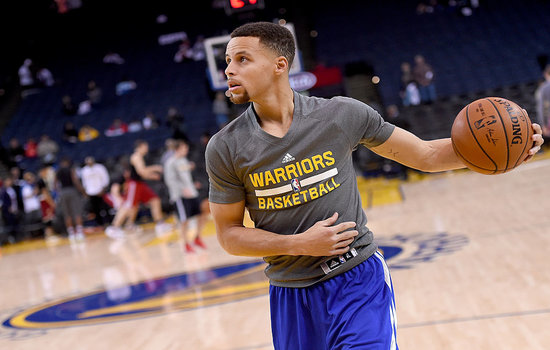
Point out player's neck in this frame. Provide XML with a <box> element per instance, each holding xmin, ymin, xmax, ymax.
<box><xmin>252</xmin><ymin>86</ymin><xmax>294</xmax><ymax>138</ymax></box>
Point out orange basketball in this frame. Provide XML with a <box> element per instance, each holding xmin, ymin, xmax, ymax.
<box><xmin>451</xmin><ymin>97</ymin><xmax>533</xmax><ymax>175</ymax></box>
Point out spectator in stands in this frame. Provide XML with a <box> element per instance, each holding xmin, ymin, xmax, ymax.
<box><xmin>412</xmin><ymin>54</ymin><xmax>436</xmax><ymax>104</ymax></box>
<box><xmin>7</xmin><ymin>138</ymin><xmax>25</xmax><ymax>166</ymax></box>
<box><xmin>18</xmin><ymin>59</ymin><xmax>35</xmax><ymax>90</ymax></box>
<box><xmin>166</xmin><ymin>107</ymin><xmax>187</xmax><ymax>139</ymax></box>
<box><xmin>37</xmin><ymin>66</ymin><xmax>55</xmax><ymax>87</ymax></box>
<box><xmin>87</xmin><ymin>80</ymin><xmax>103</xmax><ymax>106</ymax></box>
<box><xmin>535</xmin><ymin>65</ymin><xmax>550</xmax><ymax>138</ymax></box>
<box><xmin>115</xmin><ymin>76</ymin><xmax>137</xmax><ymax>96</ymax></box>
<box><xmin>128</xmin><ymin>119</ymin><xmax>143</xmax><ymax>132</ymax></box>
<box><xmin>21</xmin><ymin>172</ymin><xmax>43</xmax><ymax>237</ymax></box>
<box><xmin>1</xmin><ymin>177</ymin><xmax>20</xmax><ymax>243</ymax></box>
<box><xmin>191</xmin><ymin>36</ymin><xmax>206</xmax><ymax>61</ymax></box>
<box><xmin>62</xmin><ymin>121</ymin><xmax>79</xmax><ymax>143</ymax></box>
<box><xmin>103</xmin><ymin>51</ymin><xmax>125</xmax><ymax>65</ymax></box>
<box><xmin>77</xmin><ymin>99</ymin><xmax>92</xmax><ymax>115</ymax></box>
<box><xmin>62</xmin><ymin>95</ymin><xmax>78</xmax><ymax>116</ymax></box>
<box><xmin>81</xmin><ymin>156</ymin><xmax>111</xmax><ymax>227</ymax></box>
<box><xmin>105</xmin><ymin>118</ymin><xmax>128</xmax><ymax>137</ymax></box>
<box><xmin>174</xmin><ymin>39</ymin><xmax>194</xmax><ymax>63</ymax></box>
<box><xmin>79</xmin><ymin>124</ymin><xmax>100</xmax><ymax>142</ymax></box>
<box><xmin>24</xmin><ymin>138</ymin><xmax>38</xmax><ymax>159</ymax></box>
<box><xmin>142</xmin><ymin>112</ymin><xmax>159</xmax><ymax>130</ymax></box>
<box><xmin>37</xmin><ymin>134</ymin><xmax>59</xmax><ymax>165</ymax></box>
<box><xmin>164</xmin><ymin>139</ymin><xmax>207</xmax><ymax>253</ymax></box>
<box><xmin>56</xmin><ymin>157</ymin><xmax>86</xmax><ymax>242</ymax></box>
<box><xmin>399</xmin><ymin>62</ymin><xmax>420</xmax><ymax>107</ymax></box>
<box><xmin>212</xmin><ymin>91</ymin><xmax>230</xmax><ymax>129</ymax></box>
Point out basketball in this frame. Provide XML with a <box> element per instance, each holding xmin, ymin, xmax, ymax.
<box><xmin>451</xmin><ymin>97</ymin><xmax>533</xmax><ymax>175</ymax></box>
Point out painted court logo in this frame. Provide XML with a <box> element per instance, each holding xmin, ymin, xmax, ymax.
<box><xmin>1</xmin><ymin>232</ymin><xmax>467</xmax><ymax>336</ymax></box>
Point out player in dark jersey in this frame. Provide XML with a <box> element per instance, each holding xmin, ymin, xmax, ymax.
<box><xmin>206</xmin><ymin>22</ymin><xmax>544</xmax><ymax>350</ymax></box>
<box><xmin>105</xmin><ymin>140</ymin><xmax>171</xmax><ymax>239</ymax></box>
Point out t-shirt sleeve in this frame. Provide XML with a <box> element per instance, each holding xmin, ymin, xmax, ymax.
<box><xmin>336</xmin><ymin>97</ymin><xmax>395</xmax><ymax>149</ymax></box>
<box><xmin>205</xmin><ymin>136</ymin><xmax>246</xmax><ymax>204</ymax></box>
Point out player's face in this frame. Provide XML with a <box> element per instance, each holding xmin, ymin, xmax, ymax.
<box><xmin>225</xmin><ymin>36</ymin><xmax>278</xmax><ymax>104</ymax></box>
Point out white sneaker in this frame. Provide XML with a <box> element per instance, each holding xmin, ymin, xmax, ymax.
<box><xmin>76</xmin><ymin>232</ymin><xmax>85</xmax><ymax>241</ymax></box>
<box><xmin>154</xmin><ymin>222</ymin><xmax>172</xmax><ymax>237</ymax></box>
<box><xmin>105</xmin><ymin>226</ymin><xmax>125</xmax><ymax>240</ymax></box>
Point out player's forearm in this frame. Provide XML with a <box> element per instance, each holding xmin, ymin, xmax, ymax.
<box><xmin>420</xmin><ymin>138</ymin><xmax>466</xmax><ymax>172</ymax></box>
<box><xmin>217</xmin><ymin>225</ymin><xmax>300</xmax><ymax>257</ymax></box>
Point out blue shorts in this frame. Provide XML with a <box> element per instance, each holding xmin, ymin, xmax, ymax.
<box><xmin>269</xmin><ymin>251</ymin><xmax>398</xmax><ymax>350</ymax></box>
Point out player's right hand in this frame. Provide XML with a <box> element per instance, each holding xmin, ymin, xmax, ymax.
<box><xmin>296</xmin><ymin>212</ymin><xmax>358</xmax><ymax>257</ymax></box>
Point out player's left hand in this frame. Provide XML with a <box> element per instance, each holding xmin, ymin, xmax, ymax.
<box><xmin>524</xmin><ymin>123</ymin><xmax>544</xmax><ymax>162</ymax></box>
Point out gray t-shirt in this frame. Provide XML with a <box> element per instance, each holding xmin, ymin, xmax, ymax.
<box><xmin>206</xmin><ymin>91</ymin><xmax>395</xmax><ymax>287</ymax></box>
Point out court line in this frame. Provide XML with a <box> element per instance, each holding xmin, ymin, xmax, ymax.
<box><xmin>399</xmin><ymin>308</ymin><xmax>550</xmax><ymax>329</ymax></box>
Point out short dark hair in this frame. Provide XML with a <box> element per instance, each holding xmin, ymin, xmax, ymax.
<box><xmin>231</xmin><ymin>22</ymin><xmax>296</xmax><ymax>69</ymax></box>
<box><xmin>134</xmin><ymin>139</ymin><xmax>148</xmax><ymax>149</ymax></box>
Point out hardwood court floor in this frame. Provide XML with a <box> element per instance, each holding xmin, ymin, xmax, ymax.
<box><xmin>1</xmin><ymin>156</ymin><xmax>549</xmax><ymax>349</ymax></box>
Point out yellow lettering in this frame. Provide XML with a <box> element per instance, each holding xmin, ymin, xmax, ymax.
<box><xmin>249</xmin><ymin>172</ymin><xmax>264</xmax><ymax>188</ymax></box>
<box><xmin>323</xmin><ymin>151</ymin><xmax>335</xmax><ymax>166</ymax></box>
<box><xmin>274</xmin><ymin>197</ymin><xmax>283</xmax><ymax>209</ymax></box>
<box><xmin>285</xmin><ymin>163</ymin><xmax>300</xmax><ymax>180</ymax></box>
<box><xmin>292</xmin><ymin>193</ymin><xmax>301</xmax><ymax>205</ymax></box>
<box><xmin>319</xmin><ymin>183</ymin><xmax>328</xmax><ymax>196</ymax></box>
<box><xmin>258</xmin><ymin>197</ymin><xmax>265</xmax><ymax>209</ymax></box>
<box><xmin>326</xmin><ymin>179</ymin><xmax>334</xmax><ymax>191</ymax></box>
<box><xmin>266</xmin><ymin>197</ymin><xmax>275</xmax><ymax>210</ymax></box>
<box><xmin>264</xmin><ymin>171</ymin><xmax>276</xmax><ymax>186</ymax></box>
<box><xmin>295</xmin><ymin>162</ymin><xmax>304</xmax><ymax>176</ymax></box>
<box><xmin>300</xmin><ymin>190</ymin><xmax>309</xmax><ymax>203</ymax></box>
<box><xmin>331</xmin><ymin>177</ymin><xmax>340</xmax><ymax>188</ymax></box>
<box><xmin>273</xmin><ymin>168</ymin><xmax>287</xmax><ymax>183</ymax></box>
<box><xmin>309</xmin><ymin>187</ymin><xmax>319</xmax><ymax>200</ymax></box>
<box><xmin>301</xmin><ymin>159</ymin><xmax>314</xmax><ymax>174</ymax></box>
<box><xmin>311</xmin><ymin>154</ymin><xmax>325</xmax><ymax>171</ymax></box>
<box><xmin>283</xmin><ymin>195</ymin><xmax>292</xmax><ymax>207</ymax></box>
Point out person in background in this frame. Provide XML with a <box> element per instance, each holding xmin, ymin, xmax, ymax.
<box><xmin>81</xmin><ymin>157</ymin><xmax>111</xmax><ymax>227</ymax></box>
<box><xmin>535</xmin><ymin>64</ymin><xmax>550</xmax><ymax>137</ymax></box>
<box><xmin>61</xmin><ymin>95</ymin><xmax>78</xmax><ymax>116</ymax></box>
<box><xmin>7</xmin><ymin>138</ymin><xmax>25</xmax><ymax>166</ymax></box>
<box><xmin>56</xmin><ymin>157</ymin><xmax>86</xmax><ymax>242</ymax></box>
<box><xmin>1</xmin><ymin>177</ymin><xmax>20</xmax><ymax>243</ymax></box>
<box><xmin>412</xmin><ymin>54</ymin><xmax>436</xmax><ymax>104</ymax></box>
<box><xmin>24</xmin><ymin>138</ymin><xmax>38</xmax><ymax>159</ymax></box>
<box><xmin>21</xmin><ymin>172</ymin><xmax>43</xmax><ymax>238</ymax></box>
<box><xmin>37</xmin><ymin>134</ymin><xmax>59</xmax><ymax>165</ymax></box>
<box><xmin>164</xmin><ymin>139</ymin><xmax>207</xmax><ymax>253</ymax></box>
<box><xmin>79</xmin><ymin>124</ymin><xmax>100</xmax><ymax>142</ymax></box>
<box><xmin>105</xmin><ymin>140</ymin><xmax>171</xmax><ymax>239</ymax></box>
<box><xmin>212</xmin><ymin>91</ymin><xmax>230</xmax><ymax>129</ymax></box>
<box><xmin>87</xmin><ymin>80</ymin><xmax>103</xmax><ymax>106</ymax></box>
<box><xmin>105</xmin><ymin>119</ymin><xmax>128</xmax><ymax>137</ymax></box>
<box><xmin>37</xmin><ymin>166</ymin><xmax>58</xmax><ymax>243</ymax></box>
<box><xmin>62</xmin><ymin>122</ymin><xmax>79</xmax><ymax>143</ymax></box>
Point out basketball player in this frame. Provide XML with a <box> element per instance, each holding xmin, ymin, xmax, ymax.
<box><xmin>164</xmin><ymin>139</ymin><xmax>207</xmax><ymax>253</ymax></box>
<box><xmin>205</xmin><ymin>22</ymin><xmax>544</xmax><ymax>349</ymax></box>
<box><xmin>105</xmin><ymin>140</ymin><xmax>171</xmax><ymax>239</ymax></box>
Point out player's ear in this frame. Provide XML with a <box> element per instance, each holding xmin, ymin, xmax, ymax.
<box><xmin>275</xmin><ymin>56</ymin><xmax>289</xmax><ymax>75</ymax></box>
